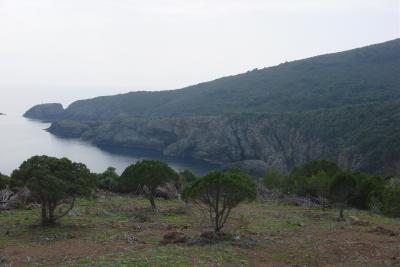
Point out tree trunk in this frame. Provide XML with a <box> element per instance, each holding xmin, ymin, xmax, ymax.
<box><xmin>41</xmin><ymin>202</ymin><xmax>48</xmax><ymax>226</ymax></box>
<box><xmin>214</xmin><ymin>211</ymin><xmax>220</xmax><ymax>233</ymax></box>
<box><xmin>149</xmin><ymin>195</ymin><xmax>157</xmax><ymax>211</ymax></box>
<box><xmin>48</xmin><ymin>202</ymin><xmax>57</xmax><ymax>225</ymax></box>
<box><xmin>214</xmin><ymin>188</ymin><xmax>220</xmax><ymax>233</ymax></box>
<box><xmin>338</xmin><ymin>204</ymin><xmax>345</xmax><ymax>221</ymax></box>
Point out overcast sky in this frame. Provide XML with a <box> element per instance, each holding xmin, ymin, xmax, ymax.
<box><xmin>0</xmin><ymin>0</ymin><xmax>399</xmax><ymax>112</ymax></box>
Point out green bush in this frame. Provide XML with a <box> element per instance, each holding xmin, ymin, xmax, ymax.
<box><xmin>119</xmin><ymin>160</ymin><xmax>179</xmax><ymax>210</ymax></box>
<box><xmin>178</xmin><ymin>170</ymin><xmax>197</xmax><ymax>192</ymax></box>
<box><xmin>183</xmin><ymin>169</ymin><xmax>256</xmax><ymax>233</ymax></box>
<box><xmin>349</xmin><ymin>172</ymin><xmax>385</xmax><ymax>209</ymax></box>
<box><xmin>262</xmin><ymin>169</ymin><xmax>290</xmax><ymax>192</ymax></box>
<box><xmin>97</xmin><ymin>167</ymin><xmax>119</xmax><ymax>192</ymax></box>
<box><xmin>381</xmin><ymin>178</ymin><xmax>400</xmax><ymax>217</ymax></box>
<box><xmin>289</xmin><ymin>160</ymin><xmax>341</xmax><ymax>196</ymax></box>
<box><xmin>11</xmin><ymin>155</ymin><xmax>95</xmax><ymax>225</ymax></box>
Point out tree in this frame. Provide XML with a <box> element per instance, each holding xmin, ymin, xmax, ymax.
<box><xmin>119</xmin><ymin>160</ymin><xmax>179</xmax><ymax>210</ymax></box>
<box><xmin>381</xmin><ymin>177</ymin><xmax>400</xmax><ymax>217</ymax></box>
<box><xmin>306</xmin><ymin>172</ymin><xmax>332</xmax><ymax>211</ymax></box>
<box><xmin>290</xmin><ymin>160</ymin><xmax>341</xmax><ymax>180</ymax></box>
<box><xmin>0</xmin><ymin>173</ymin><xmax>9</xmax><ymax>190</ymax></box>
<box><xmin>329</xmin><ymin>172</ymin><xmax>356</xmax><ymax>220</ymax></box>
<box><xmin>183</xmin><ymin>169</ymin><xmax>256</xmax><ymax>233</ymax></box>
<box><xmin>290</xmin><ymin>160</ymin><xmax>341</xmax><ymax>196</ymax></box>
<box><xmin>178</xmin><ymin>170</ymin><xmax>197</xmax><ymax>192</ymax></box>
<box><xmin>97</xmin><ymin>167</ymin><xmax>119</xmax><ymax>192</ymax></box>
<box><xmin>350</xmin><ymin>172</ymin><xmax>385</xmax><ymax>209</ymax></box>
<box><xmin>262</xmin><ymin>169</ymin><xmax>290</xmax><ymax>193</ymax></box>
<box><xmin>11</xmin><ymin>156</ymin><xmax>95</xmax><ymax>225</ymax></box>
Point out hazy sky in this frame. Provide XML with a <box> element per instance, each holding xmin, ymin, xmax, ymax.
<box><xmin>0</xmin><ymin>0</ymin><xmax>399</xmax><ymax>113</ymax></box>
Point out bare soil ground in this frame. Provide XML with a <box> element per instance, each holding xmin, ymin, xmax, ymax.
<box><xmin>0</xmin><ymin>195</ymin><xmax>399</xmax><ymax>266</ymax></box>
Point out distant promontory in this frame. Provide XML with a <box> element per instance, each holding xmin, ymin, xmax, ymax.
<box><xmin>23</xmin><ymin>103</ymin><xmax>65</xmax><ymax>121</ymax></box>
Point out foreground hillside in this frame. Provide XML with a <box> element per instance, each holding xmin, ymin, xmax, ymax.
<box><xmin>1</xmin><ymin>195</ymin><xmax>399</xmax><ymax>266</ymax></box>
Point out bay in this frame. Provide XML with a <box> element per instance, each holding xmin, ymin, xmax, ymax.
<box><xmin>0</xmin><ymin>113</ymin><xmax>218</xmax><ymax>176</ymax></box>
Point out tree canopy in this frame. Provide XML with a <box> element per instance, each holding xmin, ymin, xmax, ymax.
<box><xmin>119</xmin><ymin>160</ymin><xmax>179</xmax><ymax>210</ymax></box>
<box><xmin>183</xmin><ymin>169</ymin><xmax>256</xmax><ymax>233</ymax></box>
<box><xmin>97</xmin><ymin>167</ymin><xmax>119</xmax><ymax>192</ymax></box>
<box><xmin>11</xmin><ymin>155</ymin><xmax>95</xmax><ymax>225</ymax></box>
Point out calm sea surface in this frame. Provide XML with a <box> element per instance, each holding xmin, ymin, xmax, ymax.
<box><xmin>0</xmin><ymin>113</ymin><xmax>218</xmax><ymax>176</ymax></box>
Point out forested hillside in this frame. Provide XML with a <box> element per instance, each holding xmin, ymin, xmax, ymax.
<box><xmin>60</xmin><ymin>39</ymin><xmax>400</xmax><ymax>121</ymax></box>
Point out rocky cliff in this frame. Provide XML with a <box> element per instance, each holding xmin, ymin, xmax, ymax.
<box><xmin>48</xmin><ymin>102</ymin><xmax>400</xmax><ymax>176</ymax></box>
<box><xmin>23</xmin><ymin>103</ymin><xmax>64</xmax><ymax>121</ymax></box>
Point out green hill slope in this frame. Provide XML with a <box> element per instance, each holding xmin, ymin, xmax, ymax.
<box><xmin>63</xmin><ymin>38</ymin><xmax>400</xmax><ymax>121</ymax></box>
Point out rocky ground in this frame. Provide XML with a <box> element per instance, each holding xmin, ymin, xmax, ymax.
<box><xmin>0</xmin><ymin>194</ymin><xmax>399</xmax><ymax>266</ymax></box>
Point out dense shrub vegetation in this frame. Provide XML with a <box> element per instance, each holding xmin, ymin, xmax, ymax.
<box><xmin>263</xmin><ymin>160</ymin><xmax>399</xmax><ymax>218</ymax></box>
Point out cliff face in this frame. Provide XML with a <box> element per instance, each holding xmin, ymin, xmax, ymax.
<box><xmin>48</xmin><ymin>103</ymin><xmax>400</xmax><ymax>176</ymax></box>
<box><xmin>23</xmin><ymin>103</ymin><xmax>64</xmax><ymax>121</ymax></box>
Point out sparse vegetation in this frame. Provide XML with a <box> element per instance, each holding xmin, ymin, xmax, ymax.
<box><xmin>1</xmin><ymin>156</ymin><xmax>399</xmax><ymax>266</ymax></box>
<box><xmin>0</xmin><ymin>194</ymin><xmax>399</xmax><ymax>266</ymax></box>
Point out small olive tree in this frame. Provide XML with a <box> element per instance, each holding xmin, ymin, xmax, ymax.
<box><xmin>183</xmin><ymin>169</ymin><xmax>256</xmax><ymax>233</ymax></box>
<box><xmin>11</xmin><ymin>155</ymin><xmax>95</xmax><ymax>226</ymax></box>
<box><xmin>119</xmin><ymin>160</ymin><xmax>179</xmax><ymax>210</ymax></box>
<box><xmin>306</xmin><ymin>172</ymin><xmax>332</xmax><ymax>211</ymax></box>
<box><xmin>330</xmin><ymin>172</ymin><xmax>356</xmax><ymax>220</ymax></box>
